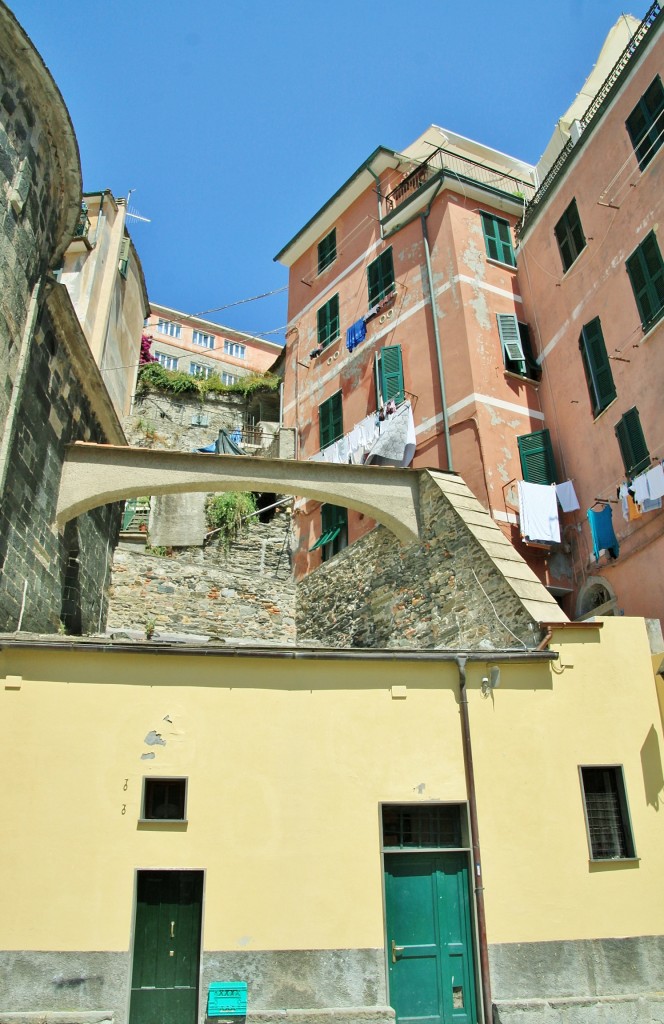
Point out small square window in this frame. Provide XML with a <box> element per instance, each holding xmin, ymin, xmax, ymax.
<box><xmin>626</xmin><ymin>75</ymin><xmax>664</xmax><ymax>172</ymax></box>
<box><xmin>318</xmin><ymin>228</ymin><xmax>337</xmax><ymax>274</ymax></box>
<box><xmin>554</xmin><ymin>199</ymin><xmax>586</xmax><ymax>272</ymax></box>
<box><xmin>580</xmin><ymin>766</ymin><xmax>635</xmax><ymax>860</ymax></box>
<box><xmin>142</xmin><ymin>778</ymin><xmax>187</xmax><ymax>821</ymax></box>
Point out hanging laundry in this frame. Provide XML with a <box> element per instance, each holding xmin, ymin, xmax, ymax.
<box><xmin>555</xmin><ymin>480</ymin><xmax>580</xmax><ymax>512</ymax></box>
<box><xmin>345</xmin><ymin>319</ymin><xmax>367</xmax><ymax>353</ymax></box>
<box><xmin>587</xmin><ymin>504</ymin><xmax>619</xmax><ymax>560</ymax></box>
<box><xmin>646</xmin><ymin>463</ymin><xmax>664</xmax><ymax>501</ymax></box>
<box><xmin>517</xmin><ymin>481</ymin><xmax>561</xmax><ymax>544</ymax></box>
<box><xmin>632</xmin><ymin>472</ymin><xmax>650</xmax><ymax>505</ymax></box>
<box><xmin>618</xmin><ymin>483</ymin><xmax>629</xmax><ymax>522</ymax></box>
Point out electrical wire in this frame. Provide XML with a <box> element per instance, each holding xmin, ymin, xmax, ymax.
<box><xmin>471</xmin><ymin>569</ymin><xmax>528</xmax><ymax>650</ymax></box>
<box><xmin>191</xmin><ymin>285</ymin><xmax>288</xmax><ymax>318</ymax></box>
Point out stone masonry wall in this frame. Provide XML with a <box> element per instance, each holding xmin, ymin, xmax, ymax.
<box><xmin>0</xmin><ymin>287</ymin><xmax>121</xmax><ymax>633</ymax></box>
<box><xmin>108</xmin><ymin>509</ymin><xmax>296</xmax><ymax>643</ymax></box>
<box><xmin>126</xmin><ymin>390</ymin><xmax>247</xmax><ymax>450</ymax></box>
<box><xmin>297</xmin><ymin>473</ymin><xmax>542</xmax><ymax>649</ymax></box>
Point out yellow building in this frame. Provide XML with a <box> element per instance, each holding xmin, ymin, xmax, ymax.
<box><xmin>1</xmin><ymin>616</ymin><xmax>663</xmax><ymax>1024</ymax></box>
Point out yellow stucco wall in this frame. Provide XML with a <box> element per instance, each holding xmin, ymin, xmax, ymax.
<box><xmin>1</xmin><ymin>617</ymin><xmax>662</xmax><ymax>955</ymax></box>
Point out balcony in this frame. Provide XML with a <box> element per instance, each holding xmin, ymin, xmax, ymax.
<box><xmin>382</xmin><ymin>147</ymin><xmax>536</xmax><ymax>231</ymax></box>
<box><xmin>68</xmin><ymin>202</ymin><xmax>92</xmax><ymax>252</ymax></box>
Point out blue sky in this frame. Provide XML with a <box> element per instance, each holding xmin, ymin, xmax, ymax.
<box><xmin>10</xmin><ymin>0</ymin><xmax>646</xmax><ymax>344</ymax></box>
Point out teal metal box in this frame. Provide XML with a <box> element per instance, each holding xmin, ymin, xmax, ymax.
<box><xmin>207</xmin><ymin>981</ymin><xmax>247</xmax><ymax>1018</ymax></box>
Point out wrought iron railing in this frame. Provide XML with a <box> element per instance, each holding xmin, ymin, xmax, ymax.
<box><xmin>521</xmin><ymin>1</ymin><xmax>662</xmax><ymax>231</ymax></box>
<box><xmin>384</xmin><ymin>147</ymin><xmax>535</xmax><ymax>212</ymax></box>
<box><xmin>74</xmin><ymin>202</ymin><xmax>91</xmax><ymax>240</ymax></box>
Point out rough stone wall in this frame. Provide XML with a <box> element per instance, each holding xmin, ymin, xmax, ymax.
<box><xmin>126</xmin><ymin>390</ymin><xmax>247</xmax><ymax>450</ymax></box>
<box><xmin>108</xmin><ymin>510</ymin><xmax>295</xmax><ymax>643</ymax></box>
<box><xmin>0</xmin><ymin>290</ymin><xmax>121</xmax><ymax>633</ymax></box>
<box><xmin>297</xmin><ymin>474</ymin><xmax>542</xmax><ymax>649</ymax></box>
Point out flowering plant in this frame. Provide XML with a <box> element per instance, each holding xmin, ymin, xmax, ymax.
<box><xmin>139</xmin><ymin>333</ymin><xmax>157</xmax><ymax>364</ymax></box>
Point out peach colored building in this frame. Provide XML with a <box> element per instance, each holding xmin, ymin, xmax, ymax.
<box><xmin>517</xmin><ymin>3</ymin><xmax>664</xmax><ymax>624</ymax></box>
<box><xmin>145</xmin><ymin>302</ymin><xmax>281</xmax><ymax>385</ymax></box>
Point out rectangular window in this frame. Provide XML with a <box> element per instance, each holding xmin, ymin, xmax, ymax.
<box><xmin>580</xmin><ymin>766</ymin><xmax>635</xmax><ymax>860</ymax></box>
<box><xmin>317</xmin><ymin>293</ymin><xmax>340</xmax><ymax>349</ymax></box>
<box><xmin>222</xmin><ymin>371</ymin><xmax>237</xmax><ymax>385</ymax></box>
<box><xmin>155</xmin><ymin>351</ymin><xmax>178</xmax><ymax>370</ymax></box>
<box><xmin>579</xmin><ymin>317</ymin><xmax>616</xmax><ymax>417</ymax></box>
<box><xmin>192</xmin><ymin>330</ymin><xmax>215</xmax><ymax>349</ymax></box>
<box><xmin>481</xmin><ymin>212</ymin><xmax>516</xmax><ymax>267</ymax></box>
<box><xmin>378</xmin><ymin>344</ymin><xmax>405</xmax><ymax>404</ymax></box>
<box><xmin>382</xmin><ymin>804</ymin><xmax>463</xmax><ymax>849</ymax></box>
<box><xmin>318</xmin><ymin>228</ymin><xmax>337</xmax><ymax>274</ymax></box>
<box><xmin>496</xmin><ymin>313</ymin><xmax>526</xmax><ymax>374</ymax></box>
<box><xmin>554</xmin><ymin>199</ymin><xmax>586</xmax><ymax>272</ymax></box>
<box><xmin>224</xmin><ymin>340</ymin><xmax>246</xmax><ymax>358</ymax></box>
<box><xmin>189</xmin><ymin>362</ymin><xmax>211</xmax><ymax>378</ymax></box>
<box><xmin>157</xmin><ymin>319</ymin><xmax>182</xmax><ymax>339</ymax></box>
<box><xmin>615</xmin><ymin>407</ymin><xmax>650</xmax><ymax>476</ymax></box>
<box><xmin>142</xmin><ymin>778</ymin><xmax>187</xmax><ymax>821</ymax></box>
<box><xmin>367</xmin><ymin>248</ymin><xmax>395</xmax><ymax>307</ymax></box>
<box><xmin>626</xmin><ymin>75</ymin><xmax>664</xmax><ymax>171</ymax></box>
<box><xmin>626</xmin><ymin>231</ymin><xmax>664</xmax><ymax>330</ymax></box>
<box><xmin>517</xmin><ymin>428</ymin><xmax>557</xmax><ymax>485</ymax></box>
<box><xmin>319</xmin><ymin>390</ymin><xmax>343</xmax><ymax>450</ymax></box>
<box><xmin>308</xmin><ymin>503</ymin><xmax>348</xmax><ymax>561</ymax></box>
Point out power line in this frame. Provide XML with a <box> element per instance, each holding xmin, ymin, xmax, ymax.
<box><xmin>191</xmin><ymin>285</ymin><xmax>288</xmax><ymax>318</ymax></box>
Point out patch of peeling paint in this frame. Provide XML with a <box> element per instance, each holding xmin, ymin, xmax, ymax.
<box><xmin>141</xmin><ymin>751</ymin><xmax>155</xmax><ymax>760</ymax></box>
<box><xmin>144</xmin><ymin>730</ymin><xmax>166</xmax><ymax>746</ymax></box>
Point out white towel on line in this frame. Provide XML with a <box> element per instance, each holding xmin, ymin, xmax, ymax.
<box><xmin>517</xmin><ymin>481</ymin><xmax>561</xmax><ymax>545</ymax></box>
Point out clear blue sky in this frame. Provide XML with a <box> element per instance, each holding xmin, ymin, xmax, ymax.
<box><xmin>10</xmin><ymin>0</ymin><xmax>645</xmax><ymax>345</ymax></box>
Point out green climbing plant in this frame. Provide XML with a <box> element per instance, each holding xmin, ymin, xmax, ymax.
<box><xmin>205</xmin><ymin>491</ymin><xmax>257</xmax><ymax>546</ymax></box>
<box><xmin>135</xmin><ymin>362</ymin><xmax>280</xmax><ymax>400</ymax></box>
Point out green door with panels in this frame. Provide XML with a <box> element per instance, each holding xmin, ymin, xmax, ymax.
<box><xmin>385</xmin><ymin>853</ymin><xmax>477</xmax><ymax>1024</ymax></box>
<box><xmin>129</xmin><ymin>870</ymin><xmax>203</xmax><ymax>1024</ymax></box>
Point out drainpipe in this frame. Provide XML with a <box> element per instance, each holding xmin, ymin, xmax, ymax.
<box><xmin>456</xmin><ymin>656</ymin><xmax>492</xmax><ymax>1024</ymax></box>
<box><xmin>366</xmin><ymin>165</ymin><xmax>385</xmax><ymax>240</ymax></box>
<box><xmin>421</xmin><ymin>210</ymin><xmax>453</xmax><ymax>471</ymax></box>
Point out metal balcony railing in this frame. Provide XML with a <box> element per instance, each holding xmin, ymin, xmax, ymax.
<box><xmin>74</xmin><ymin>202</ymin><xmax>91</xmax><ymax>240</ymax></box>
<box><xmin>521</xmin><ymin>1</ymin><xmax>662</xmax><ymax>231</ymax></box>
<box><xmin>384</xmin><ymin>147</ymin><xmax>536</xmax><ymax>213</ymax></box>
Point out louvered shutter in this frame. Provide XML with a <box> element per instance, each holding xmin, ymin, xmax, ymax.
<box><xmin>615</xmin><ymin>407</ymin><xmax>650</xmax><ymax>475</ymax></box>
<box><xmin>496</xmin><ymin>314</ymin><xmax>525</xmax><ymax>364</ymax></box>
<box><xmin>319</xmin><ymin>391</ymin><xmax>343</xmax><ymax>449</ymax></box>
<box><xmin>517</xmin><ymin>429</ymin><xmax>557</xmax><ymax>485</ymax></box>
<box><xmin>627</xmin><ymin>233</ymin><xmax>664</xmax><ymax>327</ymax></box>
<box><xmin>580</xmin><ymin>318</ymin><xmax>616</xmax><ymax>416</ymax></box>
<box><xmin>379</xmin><ymin>344</ymin><xmax>404</xmax><ymax>404</ymax></box>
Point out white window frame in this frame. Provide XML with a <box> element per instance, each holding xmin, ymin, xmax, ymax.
<box><xmin>222</xmin><ymin>371</ymin><xmax>237</xmax><ymax>385</ymax></box>
<box><xmin>223</xmin><ymin>340</ymin><xmax>246</xmax><ymax>359</ymax></box>
<box><xmin>157</xmin><ymin>319</ymin><xmax>182</xmax><ymax>340</ymax></box>
<box><xmin>155</xmin><ymin>351</ymin><xmax>178</xmax><ymax>370</ymax></box>
<box><xmin>190</xmin><ymin>362</ymin><xmax>212</xmax><ymax>378</ymax></box>
<box><xmin>192</xmin><ymin>330</ymin><xmax>215</xmax><ymax>349</ymax></box>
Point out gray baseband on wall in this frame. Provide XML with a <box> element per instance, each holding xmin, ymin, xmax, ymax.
<box><xmin>490</xmin><ymin>935</ymin><xmax>664</xmax><ymax>1023</ymax></box>
<box><xmin>0</xmin><ymin>1015</ymin><xmax>114</xmax><ymax>1024</ymax></box>
<box><xmin>0</xmin><ymin>952</ymin><xmax>129</xmax><ymax>1024</ymax></box>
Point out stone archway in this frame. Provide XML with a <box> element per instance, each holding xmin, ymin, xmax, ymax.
<box><xmin>576</xmin><ymin>576</ymin><xmax>617</xmax><ymax>618</ymax></box>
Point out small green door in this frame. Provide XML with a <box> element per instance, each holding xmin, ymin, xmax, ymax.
<box><xmin>385</xmin><ymin>853</ymin><xmax>477</xmax><ymax>1024</ymax></box>
<box><xmin>129</xmin><ymin>870</ymin><xmax>203</xmax><ymax>1024</ymax></box>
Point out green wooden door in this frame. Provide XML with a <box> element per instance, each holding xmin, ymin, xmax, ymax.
<box><xmin>385</xmin><ymin>853</ymin><xmax>477</xmax><ymax>1024</ymax></box>
<box><xmin>129</xmin><ymin>871</ymin><xmax>203</xmax><ymax>1024</ymax></box>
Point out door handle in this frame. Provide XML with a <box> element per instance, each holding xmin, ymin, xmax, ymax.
<box><xmin>170</xmin><ymin>921</ymin><xmax>175</xmax><ymax>939</ymax></box>
<box><xmin>391</xmin><ymin>939</ymin><xmax>404</xmax><ymax>963</ymax></box>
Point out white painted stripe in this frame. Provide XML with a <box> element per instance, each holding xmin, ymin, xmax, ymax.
<box><xmin>286</xmin><ymin>237</ymin><xmax>384</xmax><ymax>326</ymax></box>
<box><xmin>446</xmin><ymin>392</ymin><xmax>546</xmax><ymax>421</ymax></box>
<box><xmin>493</xmin><ymin>509</ymin><xmax>519</xmax><ymax>525</ymax></box>
<box><xmin>537</xmin><ymin>318</ymin><xmax>571</xmax><ymax>364</ymax></box>
<box><xmin>456</xmin><ymin>274</ymin><xmax>522</xmax><ymax>303</ymax></box>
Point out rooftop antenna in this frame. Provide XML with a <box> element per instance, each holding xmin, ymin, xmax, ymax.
<box><xmin>125</xmin><ymin>188</ymin><xmax>152</xmax><ymax>224</ymax></box>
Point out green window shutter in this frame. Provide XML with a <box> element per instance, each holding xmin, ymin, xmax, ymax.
<box><xmin>554</xmin><ymin>199</ymin><xmax>585</xmax><ymax>272</ymax></box>
<box><xmin>626</xmin><ymin>76</ymin><xmax>664</xmax><ymax>170</ymax></box>
<box><xmin>579</xmin><ymin>318</ymin><xmax>616</xmax><ymax>416</ymax></box>
<box><xmin>317</xmin><ymin>294</ymin><xmax>340</xmax><ymax>348</ymax></box>
<box><xmin>379</xmin><ymin>344</ymin><xmax>404</xmax><ymax>404</ymax></box>
<box><xmin>317</xmin><ymin>229</ymin><xmax>337</xmax><ymax>274</ymax></box>
<box><xmin>496</xmin><ymin>313</ymin><xmax>525</xmax><ymax>372</ymax></box>
<box><xmin>517</xmin><ymin>428</ymin><xmax>557</xmax><ymax>485</ymax></box>
<box><xmin>367</xmin><ymin>249</ymin><xmax>395</xmax><ymax>306</ymax></box>
<box><xmin>615</xmin><ymin>407</ymin><xmax>650</xmax><ymax>475</ymax></box>
<box><xmin>626</xmin><ymin>232</ymin><xmax>664</xmax><ymax>329</ymax></box>
<box><xmin>118</xmin><ymin>237</ymin><xmax>131</xmax><ymax>278</ymax></box>
<box><xmin>481</xmin><ymin>213</ymin><xmax>515</xmax><ymax>266</ymax></box>
<box><xmin>319</xmin><ymin>391</ymin><xmax>343</xmax><ymax>449</ymax></box>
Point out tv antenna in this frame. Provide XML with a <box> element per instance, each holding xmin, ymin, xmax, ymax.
<box><xmin>125</xmin><ymin>188</ymin><xmax>152</xmax><ymax>224</ymax></box>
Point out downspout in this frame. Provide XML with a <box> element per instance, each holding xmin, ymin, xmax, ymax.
<box><xmin>421</xmin><ymin>206</ymin><xmax>453</xmax><ymax>470</ymax></box>
<box><xmin>366</xmin><ymin>165</ymin><xmax>385</xmax><ymax>240</ymax></box>
<box><xmin>456</xmin><ymin>656</ymin><xmax>492</xmax><ymax>1024</ymax></box>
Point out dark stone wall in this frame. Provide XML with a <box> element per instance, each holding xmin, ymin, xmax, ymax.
<box><xmin>0</xmin><ymin>292</ymin><xmax>121</xmax><ymax>633</ymax></box>
<box><xmin>297</xmin><ymin>474</ymin><xmax>540</xmax><ymax>649</ymax></box>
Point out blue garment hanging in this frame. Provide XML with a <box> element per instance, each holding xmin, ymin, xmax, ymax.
<box><xmin>346</xmin><ymin>318</ymin><xmax>367</xmax><ymax>352</ymax></box>
<box><xmin>587</xmin><ymin>504</ymin><xmax>619</xmax><ymax>560</ymax></box>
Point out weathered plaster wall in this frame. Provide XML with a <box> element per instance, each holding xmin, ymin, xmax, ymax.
<box><xmin>108</xmin><ymin>510</ymin><xmax>295</xmax><ymax>642</ymax></box>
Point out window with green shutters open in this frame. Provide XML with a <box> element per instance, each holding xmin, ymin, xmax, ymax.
<box><xmin>626</xmin><ymin>76</ymin><xmax>664</xmax><ymax>172</ymax></box>
<box><xmin>517</xmin><ymin>428</ymin><xmax>557</xmax><ymax>485</ymax></box>
<box><xmin>496</xmin><ymin>314</ymin><xmax>539</xmax><ymax>378</ymax></box>
<box><xmin>626</xmin><ymin>232</ymin><xmax>664</xmax><ymax>331</ymax></box>
<box><xmin>318</xmin><ymin>228</ymin><xmax>337</xmax><ymax>274</ymax></box>
<box><xmin>481</xmin><ymin>212</ymin><xmax>516</xmax><ymax>267</ymax></box>
<box><xmin>378</xmin><ymin>344</ymin><xmax>405</xmax><ymax>405</ymax></box>
<box><xmin>554</xmin><ymin>199</ymin><xmax>586</xmax><ymax>272</ymax></box>
<box><xmin>317</xmin><ymin>294</ymin><xmax>340</xmax><ymax>349</ymax></box>
<box><xmin>615</xmin><ymin>407</ymin><xmax>650</xmax><ymax>476</ymax></box>
<box><xmin>319</xmin><ymin>391</ymin><xmax>343</xmax><ymax>451</ymax></box>
<box><xmin>579</xmin><ymin>318</ymin><xmax>616</xmax><ymax>417</ymax></box>
<box><xmin>367</xmin><ymin>248</ymin><xmax>395</xmax><ymax>307</ymax></box>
